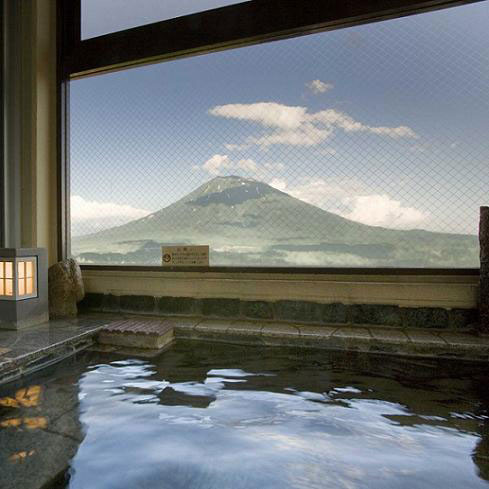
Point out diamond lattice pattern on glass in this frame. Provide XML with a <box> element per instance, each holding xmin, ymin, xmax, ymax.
<box><xmin>70</xmin><ymin>2</ymin><xmax>489</xmax><ymax>268</ymax></box>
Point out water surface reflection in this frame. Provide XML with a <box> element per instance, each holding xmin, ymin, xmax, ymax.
<box><xmin>2</xmin><ymin>342</ymin><xmax>489</xmax><ymax>488</ymax></box>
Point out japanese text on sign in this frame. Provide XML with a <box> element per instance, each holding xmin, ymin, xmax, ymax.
<box><xmin>162</xmin><ymin>246</ymin><xmax>209</xmax><ymax>267</ymax></box>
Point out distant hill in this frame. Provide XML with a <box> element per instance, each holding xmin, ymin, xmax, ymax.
<box><xmin>72</xmin><ymin>175</ymin><xmax>479</xmax><ymax>267</ymax></box>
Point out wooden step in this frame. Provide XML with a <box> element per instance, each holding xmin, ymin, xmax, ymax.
<box><xmin>98</xmin><ymin>318</ymin><xmax>174</xmax><ymax>350</ymax></box>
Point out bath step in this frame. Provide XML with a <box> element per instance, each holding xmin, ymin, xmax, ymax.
<box><xmin>98</xmin><ymin>318</ymin><xmax>175</xmax><ymax>350</ymax></box>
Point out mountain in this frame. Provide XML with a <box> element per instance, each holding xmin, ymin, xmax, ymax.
<box><xmin>71</xmin><ymin>175</ymin><xmax>479</xmax><ymax>267</ymax></box>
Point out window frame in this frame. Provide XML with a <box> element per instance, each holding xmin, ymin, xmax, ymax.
<box><xmin>58</xmin><ymin>0</ymin><xmax>485</xmax><ymax>274</ymax></box>
<box><xmin>0</xmin><ymin>0</ymin><xmax>5</xmax><ymax>248</ymax></box>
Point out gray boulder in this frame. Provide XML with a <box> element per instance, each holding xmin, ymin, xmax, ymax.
<box><xmin>48</xmin><ymin>258</ymin><xmax>85</xmax><ymax>318</ymax></box>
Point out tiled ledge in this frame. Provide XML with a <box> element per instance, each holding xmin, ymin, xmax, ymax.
<box><xmin>169</xmin><ymin>317</ymin><xmax>489</xmax><ymax>362</ymax></box>
<box><xmin>0</xmin><ymin>316</ymin><xmax>114</xmax><ymax>386</ymax></box>
<box><xmin>2</xmin><ymin>313</ymin><xmax>488</xmax><ymax>388</ymax></box>
<box><xmin>80</xmin><ymin>293</ymin><xmax>478</xmax><ymax>330</ymax></box>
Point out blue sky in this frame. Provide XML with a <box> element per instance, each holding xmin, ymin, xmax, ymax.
<box><xmin>71</xmin><ymin>1</ymin><xmax>489</xmax><ymax>236</ymax></box>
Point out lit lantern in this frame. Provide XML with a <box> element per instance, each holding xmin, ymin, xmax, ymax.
<box><xmin>0</xmin><ymin>249</ymin><xmax>48</xmax><ymax>330</ymax></box>
<box><xmin>0</xmin><ymin>258</ymin><xmax>37</xmax><ymax>300</ymax></box>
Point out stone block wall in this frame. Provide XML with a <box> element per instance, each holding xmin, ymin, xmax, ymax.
<box><xmin>79</xmin><ymin>293</ymin><xmax>478</xmax><ymax>329</ymax></box>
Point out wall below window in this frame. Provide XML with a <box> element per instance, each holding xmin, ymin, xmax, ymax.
<box><xmin>81</xmin><ymin>269</ymin><xmax>479</xmax><ymax>329</ymax></box>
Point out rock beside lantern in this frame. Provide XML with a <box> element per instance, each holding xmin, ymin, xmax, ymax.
<box><xmin>48</xmin><ymin>259</ymin><xmax>85</xmax><ymax>318</ymax></box>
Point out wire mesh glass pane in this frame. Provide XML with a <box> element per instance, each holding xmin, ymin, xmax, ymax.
<box><xmin>81</xmin><ymin>0</ymin><xmax>249</xmax><ymax>39</ymax></box>
<box><xmin>70</xmin><ymin>2</ymin><xmax>489</xmax><ymax>268</ymax></box>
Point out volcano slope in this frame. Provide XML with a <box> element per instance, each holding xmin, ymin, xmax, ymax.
<box><xmin>72</xmin><ymin>176</ymin><xmax>478</xmax><ymax>268</ymax></box>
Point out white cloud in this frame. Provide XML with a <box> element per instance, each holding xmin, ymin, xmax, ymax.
<box><xmin>343</xmin><ymin>194</ymin><xmax>427</xmax><ymax>228</ymax></box>
<box><xmin>312</xmin><ymin>109</ymin><xmax>362</xmax><ymax>130</ymax></box>
<box><xmin>71</xmin><ymin>195</ymin><xmax>150</xmax><ymax>221</ymax></box>
<box><xmin>269</xmin><ymin>178</ymin><xmax>427</xmax><ymax>229</ymax></box>
<box><xmin>224</xmin><ymin>143</ymin><xmax>250</xmax><ymax>151</ymax></box>
<box><xmin>202</xmin><ymin>154</ymin><xmax>232</xmax><ymax>175</ymax></box>
<box><xmin>251</xmin><ymin>124</ymin><xmax>332</xmax><ymax>147</ymax></box>
<box><xmin>201</xmin><ymin>155</ymin><xmax>285</xmax><ymax>180</ymax></box>
<box><xmin>269</xmin><ymin>178</ymin><xmax>288</xmax><ymax>192</ymax></box>
<box><xmin>210</xmin><ymin>102</ymin><xmax>417</xmax><ymax>148</ymax></box>
<box><xmin>312</xmin><ymin>110</ymin><xmax>417</xmax><ymax>138</ymax></box>
<box><xmin>306</xmin><ymin>79</ymin><xmax>334</xmax><ymax>94</ymax></box>
<box><xmin>369</xmin><ymin>126</ymin><xmax>416</xmax><ymax>138</ymax></box>
<box><xmin>270</xmin><ymin>177</ymin><xmax>361</xmax><ymax>210</ymax></box>
<box><xmin>210</xmin><ymin>102</ymin><xmax>307</xmax><ymax>130</ymax></box>
<box><xmin>264</xmin><ymin>162</ymin><xmax>285</xmax><ymax>171</ymax></box>
<box><xmin>71</xmin><ymin>195</ymin><xmax>150</xmax><ymax>236</ymax></box>
<box><xmin>282</xmin><ymin>251</ymin><xmax>374</xmax><ymax>267</ymax></box>
<box><xmin>236</xmin><ymin>158</ymin><xmax>259</xmax><ymax>173</ymax></box>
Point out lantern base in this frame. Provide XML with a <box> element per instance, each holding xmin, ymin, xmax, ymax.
<box><xmin>0</xmin><ymin>311</ymin><xmax>50</xmax><ymax>330</ymax></box>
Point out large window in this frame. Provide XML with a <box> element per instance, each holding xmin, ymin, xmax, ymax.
<box><xmin>68</xmin><ymin>1</ymin><xmax>488</xmax><ymax>268</ymax></box>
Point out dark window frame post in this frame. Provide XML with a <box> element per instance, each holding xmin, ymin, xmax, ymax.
<box><xmin>57</xmin><ymin>0</ymin><xmax>80</xmax><ymax>261</ymax></box>
<box><xmin>0</xmin><ymin>0</ymin><xmax>4</xmax><ymax>248</ymax></box>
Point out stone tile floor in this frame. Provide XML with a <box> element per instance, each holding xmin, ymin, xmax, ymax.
<box><xmin>0</xmin><ymin>315</ymin><xmax>112</xmax><ymax>361</ymax></box>
<box><xmin>0</xmin><ymin>314</ymin><xmax>115</xmax><ymax>385</ymax></box>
